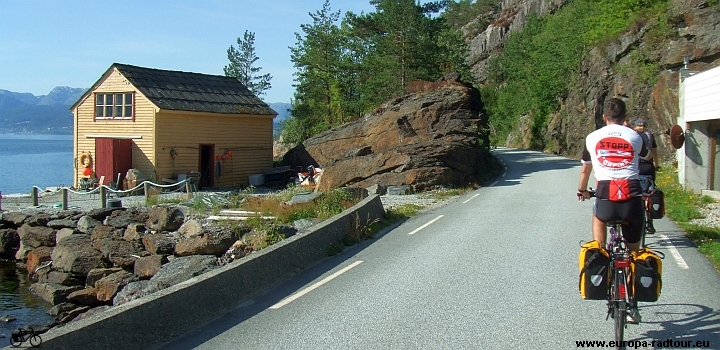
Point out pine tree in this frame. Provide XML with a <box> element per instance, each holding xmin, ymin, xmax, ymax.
<box><xmin>223</xmin><ymin>30</ymin><xmax>272</xmax><ymax>97</ymax></box>
<box><xmin>284</xmin><ymin>0</ymin><xmax>347</xmax><ymax>145</ymax></box>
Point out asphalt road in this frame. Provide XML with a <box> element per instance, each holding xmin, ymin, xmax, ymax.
<box><xmin>156</xmin><ymin>148</ymin><xmax>720</xmax><ymax>349</ymax></box>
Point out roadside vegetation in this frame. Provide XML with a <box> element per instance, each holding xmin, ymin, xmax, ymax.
<box><xmin>656</xmin><ymin>165</ymin><xmax>720</xmax><ymax>269</ymax></box>
<box><xmin>482</xmin><ymin>0</ymin><xmax>670</xmax><ymax>147</ymax></box>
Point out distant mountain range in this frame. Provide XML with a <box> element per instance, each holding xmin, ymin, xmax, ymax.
<box><xmin>0</xmin><ymin>87</ymin><xmax>292</xmax><ymax>135</ymax></box>
<box><xmin>0</xmin><ymin>87</ymin><xmax>86</xmax><ymax>134</ymax></box>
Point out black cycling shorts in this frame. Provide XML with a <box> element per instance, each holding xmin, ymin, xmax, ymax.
<box><xmin>593</xmin><ymin>196</ymin><xmax>645</xmax><ymax>244</ymax></box>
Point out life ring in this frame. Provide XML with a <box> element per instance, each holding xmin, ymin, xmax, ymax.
<box><xmin>79</xmin><ymin>153</ymin><xmax>93</xmax><ymax>168</ymax></box>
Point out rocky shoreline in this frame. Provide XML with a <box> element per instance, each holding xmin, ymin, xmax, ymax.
<box><xmin>0</xmin><ymin>189</ymin><xmax>455</xmax><ymax>336</ymax></box>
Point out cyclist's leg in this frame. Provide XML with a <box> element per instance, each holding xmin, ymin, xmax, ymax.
<box><xmin>592</xmin><ymin>200</ymin><xmax>609</xmax><ymax>245</ymax></box>
<box><xmin>619</xmin><ymin>197</ymin><xmax>644</xmax><ymax>252</ymax></box>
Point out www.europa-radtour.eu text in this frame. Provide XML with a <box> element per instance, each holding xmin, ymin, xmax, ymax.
<box><xmin>575</xmin><ymin>339</ymin><xmax>710</xmax><ymax>348</ymax></box>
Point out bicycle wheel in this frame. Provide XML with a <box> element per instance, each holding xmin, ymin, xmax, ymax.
<box><xmin>9</xmin><ymin>335</ymin><xmax>22</xmax><ymax>347</ymax></box>
<box><xmin>29</xmin><ymin>334</ymin><xmax>42</xmax><ymax>347</ymax></box>
<box><xmin>613</xmin><ymin>270</ymin><xmax>626</xmax><ymax>348</ymax></box>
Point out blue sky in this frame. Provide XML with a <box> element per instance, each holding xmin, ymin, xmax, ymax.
<box><xmin>0</xmin><ymin>1</ymin><xmax>381</xmax><ymax>103</ymax></box>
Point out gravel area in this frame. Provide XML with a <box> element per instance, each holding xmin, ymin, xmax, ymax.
<box><xmin>0</xmin><ymin>187</ymin><xmax>459</xmax><ymax>215</ymax></box>
<box><xmin>690</xmin><ymin>202</ymin><xmax>720</xmax><ymax>228</ymax></box>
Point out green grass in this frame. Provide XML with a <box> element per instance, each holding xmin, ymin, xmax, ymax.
<box><xmin>656</xmin><ymin>165</ymin><xmax>720</xmax><ymax>270</ymax></box>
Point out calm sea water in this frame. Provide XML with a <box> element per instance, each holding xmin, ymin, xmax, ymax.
<box><xmin>0</xmin><ymin>134</ymin><xmax>71</xmax><ymax>336</ymax></box>
<box><xmin>0</xmin><ymin>261</ymin><xmax>54</xmax><ymax>337</ymax></box>
<box><xmin>0</xmin><ymin>134</ymin><xmax>73</xmax><ymax>196</ymax></box>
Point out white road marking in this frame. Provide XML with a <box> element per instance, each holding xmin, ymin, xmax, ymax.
<box><xmin>408</xmin><ymin>215</ymin><xmax>443</xmax><ymax>235</ymax></box>
<box><xmin>270</xmin><ymin>260</ymin><xmax>364</xmax><ymax>309</ymax></box>
<box><xmin>463</xmin><ymin>194</ymin><xmax>480</xmax><ymax>203</ymax></box>
<box><xmin>659</xmin><ymin>234</ymin><xmax>689</xmax><ymax>269</ymax></box>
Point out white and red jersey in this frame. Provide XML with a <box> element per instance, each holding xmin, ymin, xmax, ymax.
<box><xmin>582</xmin><ymin>124</ymin><xmax>649</xmax><ymax>200</ymax></box>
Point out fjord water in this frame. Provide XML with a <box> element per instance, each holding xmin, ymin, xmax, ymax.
<box><xmin>0</xmin><ymin>261</ymin><xmax>54</xmax><ymax>338</ymax></box>
<box><xmin>0</xmin><ymin>134</ymin><xmax>73</xmax><ymax>196</ymax></box>
<box><xmin>0</xmin><ymin>134</ymin><xmax>71</xmax><ymax>337</ymax></box>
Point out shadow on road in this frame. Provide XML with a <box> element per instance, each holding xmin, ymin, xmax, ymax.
<box><xmin>154</xmin><ymin>220</ymin><xmax>403</xmax><ymax>349</ymax></box>
<box><xmin>631</xmin><ymin>303</ymin><xmax>720</xmax><ymax>344</ymax></box>
<box><xmin>491</xmin><ymin>148</ymin><xmax>579</xmax><ymax>187</ymax></box>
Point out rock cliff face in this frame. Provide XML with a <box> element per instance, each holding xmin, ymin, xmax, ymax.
<box><xmin>466</xmin><ymin>0</ymin><xmax>720</xmax><ymax>160</ymax></box>
<box><xmin>282</xmin><ymin>75</ymin><xmax>495</xmax><ymax>191</ymax></box>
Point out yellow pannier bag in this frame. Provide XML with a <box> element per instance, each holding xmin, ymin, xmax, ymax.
<box><xmin>578</xmin><ymin>240</ymin><xmax>610</xmax><ymax>300</ymax></box>
<box><xmin>631</xmin><ymin>248</ymin><xmax>663</xmax><ymax>302</ymax></box>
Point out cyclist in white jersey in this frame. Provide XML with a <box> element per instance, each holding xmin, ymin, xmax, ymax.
<box><xmin>577</xmin><ymin>98</ymin><xmax>650</xmax><ymax>324</ymax></box>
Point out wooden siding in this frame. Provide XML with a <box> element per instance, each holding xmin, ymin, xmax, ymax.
<box><xmin>73</xmin><ymin>68</ymin><xmax>156</xmax><ymax>187</ymax></box>
<box><xmin>155</xmin><ymin>111</ymin><xmax>274</xmax><ymax>187</ymax></box>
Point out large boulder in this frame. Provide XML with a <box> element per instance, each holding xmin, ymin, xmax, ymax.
<box><xmin>51</xmin><ymin>234</ymin><xmax>107</xmax><ymax>277</ymax></box>
<box><xmin>99</xmin><ymin>240</ymin><xmax>144</xmax><ymax>269</ymax></box>
<box><xmin>146</xmin><ymin>207</ymin><xmax>185</xmax><ymax>232</ymax></box>
<box><xmin>76</xmin><ymin>215</ymin><xmax>101</xmax><ymax>234</ymax></box>
<box><xmin>1</xmin><ymin>212</ymin><xmax>29</xmax><ymax>226</ymax></box>
<box><xmin>282</xmin><ymin>76</ymin><xmax>493</xmax><ymax>191</ymax></box>
<box><xmin>0</xmin><ymin>228</ymin><xmax>19</xmax><ymax>258</ymax></box>
<box><xmin>175</xmin><ymin>225</ymin><xmax>238</xmax><ymax>256</ymax></box>
<box><xmin>18</xmin><ymin>224</ymin><xmax>56</xmax><ymax>248</ymax></box>
<box><xmin>142</xmin><ymin>234</ymin><xmax>176</xmax><ymax>255</ymax></box>
<box><xmin>113</xmin><ymin>255</ymin><xmax>217</xmax><ymax>306</ymax></box>
<box><xmin>95</xmin><ymin>271</ymin><xmax>138</xmax><ymax>302</ymax></box>
<box><xmin>134</xmin><ymin>255</ymin><xmax>167</xmax><ymax>279</ymax></box>
<box><xmin>148</xmin><ymin>255</ymin><xmax>217</xmax><ymax>290</ymax></box>
<box><xmin>26</xmin><ymin>246</ymin><xmax>53</xmax><ymax>274</ymax></box>
<box><xmin>29</xmin><ymin>282</ymin><xmax>83</xmax><ymax>305</ymax></box>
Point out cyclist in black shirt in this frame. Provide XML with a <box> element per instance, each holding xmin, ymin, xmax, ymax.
<box><xmin>633</xmin><ymin>118</ymin><xmax>659</xmax><ymax>233</ymax></box>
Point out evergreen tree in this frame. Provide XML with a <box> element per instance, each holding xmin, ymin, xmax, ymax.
<box><xmin>284</xmin><ymin>0</ymin><xmax>346</xmax><ymax>145</ymax></box>
<box><xmin>224</xmin><ymin>30</ymin><xmax>273</xmax><ymax>97</ymax></box>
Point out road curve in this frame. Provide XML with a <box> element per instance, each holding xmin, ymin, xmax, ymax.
<box><xmin>156</xmin><ymin>148</ymin><xmax>720</xmax><ymax>350</ymax></box>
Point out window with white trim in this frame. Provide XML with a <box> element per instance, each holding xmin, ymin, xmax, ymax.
<box><xmin>95</xmin><ymin>93</ymin><xmax>134</xmax><ymax>119</ymax></box>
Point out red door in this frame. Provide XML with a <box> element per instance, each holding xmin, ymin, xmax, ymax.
<box><xmin>95</xmin><ymin>138</ymin><xmax>133</xmax><ymax>186</ymax></box>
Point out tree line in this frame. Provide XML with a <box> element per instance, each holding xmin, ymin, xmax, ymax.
<box><xmin>225</xmin><ymin>0</ymin><xmax>494</xmax><ymax>147</ymax></box>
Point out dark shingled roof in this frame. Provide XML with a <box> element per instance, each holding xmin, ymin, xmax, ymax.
<box><xmin>112</xmin><ymin>63</ymin><xmax>277</xmax><ymax>116</ymax></box>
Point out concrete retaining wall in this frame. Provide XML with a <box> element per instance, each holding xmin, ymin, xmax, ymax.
<box><xmin>29</xmin><ymin>195</ymin><xmax>385</xmax><ymax>350</ymax></box>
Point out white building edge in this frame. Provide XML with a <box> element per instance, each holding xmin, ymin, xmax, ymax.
<box><xmin>678</xmin><ymin>64</ymin><xmax>720</xmax><ymax>198</ymax></box>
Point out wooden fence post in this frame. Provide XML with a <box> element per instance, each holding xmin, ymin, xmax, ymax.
<box><xmin>62</xmin><ymin>188</ymin><xmax>68</xmax><ymax>210</ymax></box>
<box><xmin>100</xmin><ymin>186</ymin><xmax>107</xmax><ymax>208</ymax></box>
<box><xmin>31</xmin><ymin>187</ymin><xmax>38</xmax><ymax>207</ymax></box>
<box><xmin>144</xmin><ymin>182</ymin><xmax>150</xmax><ymax>202</ymax></box>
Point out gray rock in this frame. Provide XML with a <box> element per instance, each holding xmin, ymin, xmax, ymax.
<box><xmin>287</xmin><ymin>192</ymin><xmax>320</xmax><ymax>205</ymax></box>
<box><xmin>142</xmin><ymin>234</ymin><xmax>176</xmax><ymax>255</ymax></box>
<box><xmin>123</xmin><ymin>223</ymin><xmax>146</xmax><ymax>241</ymax></box>
<box><xmin>46</xmin><ymin>302</ymin><xmax>78</xmax><ymax>317</ymax></box>
<box><xmin>1</xmin><ymin>212</ymin><xmax>29</xmax><ymax>226</ymax></box>
<box><xmin>100</xmin><ymin>240</ymin><xmax>142</xmax><ymax>269</ymax></box>
<box><xmin>86</xmin><ymin>207</ymin><xmax>121</xmax><ymax>221</ymax></box>
<box><xmin>387</xmin><ymin>186</ymin><xmax>412</xmax><ymax>195</ymax></box>
<box><xmin>18</xmin><ymin>224</ymin><xmax>56</xmax><ymax>248</ymax></box>
<box><xmin>112</xmin><ymin>280</ymin><xmax>157</xmax><ymax>306</ymax></box>
<box><xmin>175</xmin><ymin>225</ymin><xmax>238</xmax><ymax>257</ymax></box>
<box><xmin>51</xmin><ymin>234</ymin><xmax>107</xmax><ymax>277</ymax></box>
<box><xmin>46</xmin><ymin>219</ymin><xmax>77</xmax><ymax>229</ymax></box>
<box><xmin>365</xmin><ymin>184</ymin><xmax>387</xmax><ymax>195</ymax></box>
<box><xmin>149</xmin><ymin>255</ymin><xmax>217</xmax><ymax>290</ymax></box>
<box><xmin>37</xmin><ymin>270</ymin><xmax>83</xmax><ymax>286</ymax></box>
<box><xmin>178</xmin><ymin>219</ymin><xmax>203</xmax><ymax>238</ymax></box>
<box><xmin>146</xmin><ymin>207</ymin><xmax>184</xmax><ymax>232</ymax></box>
<box><xmin>55</xmin><ymin>228</ymin><xmax>77</xmax><ymax>245</ymax></box>
<box><xmin>24</xmin><ymin>213</ymin><xmax>52</xmax><ymax>227</ymax></box>
<box><xmin>104</xmin><ymin>210</ymin><xmax>139</xmax><ymax>229</ymax></box>
<box><xmin>29</xmin><ymin>282</ymin><xmax>83</xmax><ymax>305</ymax></box>
<box><xmin>76</xmin><ymin>215</ymin><xmax>101</xmax><ymax>234</ymax></box>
